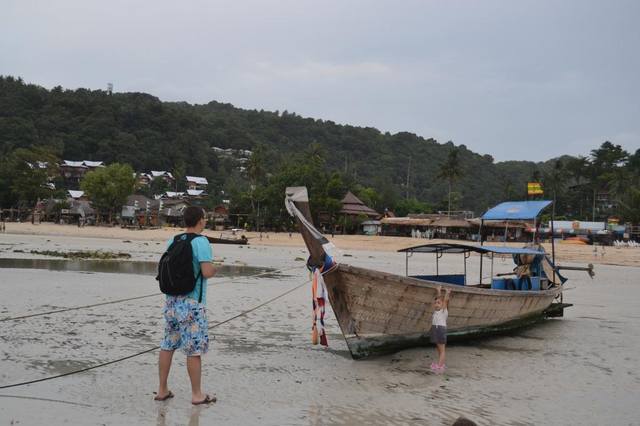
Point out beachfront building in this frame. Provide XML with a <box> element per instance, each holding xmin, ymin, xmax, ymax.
<box><xmin>160</xmin><ymin>199</ymin><xmax>192</xmax><ymax>226</ymax></box>
<box><xmin>122</xmin><ymin>194</ymin><xmax>162</xmax><ymax>227</ymax></box>
<box><xmin>469</xmin><ymin>218</ymin><xmax>529</xmax><ymax>242</ymax></box>
<box><xmin>429</xmin><ymin>217</ymin><xmax>473</xmax><ymax>240</ymax></box>
<box><xmin>338</xmin><ymin>191</ymin><xmax>380</xmax><ymax>234</ymax></box>
<box><xmin>136</xmin><ymin>171</ymin><xmax>175</xmax><ymax>190</ymax></box>
<box><xmin>211</xmin><ymin>204</ymin><xmax>230</xmax><ymax>230</ymax></box>
<box><xmin>59</xmin><ymin>160</ymin><xmax>104</xmax><ymax>189</ymax></box>
<box><xmin>186</xmin><ymin>176</ymin><xmax>208</xmax><ymax>190</ymax></box>
<box><xmin>380</xmin><ymin>217</ymin><xmax>433</xmax><ymax>237</ymax></box>
<box><xmin>186</xmin><ymin>189</ymin><xmax>206</xmax><ymax>198</ymax></box>
<box><xmin>380</xmin><ymin>214</ymin><xmax>475</xmax><ymax>240</ymax></box>
<box><xmin>67</xmin><ymin>190</ymin><xmax>86</xmax><ymax>200</ymax></box>
<box><xmin>361</xmin><ymin>220</ymin><xmax>382</xmax><ymax>235</ymax></box>
<box><xmin>136</xmin><ymin>173</ymin><xmax>152</xmax><ymax>187</ymax></box>
<box><xmin>150</xmin><ymin>171</ymin><xmax>175</xmax><ymax>185</ymax></box>
<box><xmin>161</xmin><ymin>191</ymin><xmax>185</xmax><ymax>199</ymax></box>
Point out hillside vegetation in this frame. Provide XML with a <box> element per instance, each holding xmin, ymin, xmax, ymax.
<box><xmin>1</xmin><ymin>76</ymin><xmax>638</xmax><ymax>227</ymax></box>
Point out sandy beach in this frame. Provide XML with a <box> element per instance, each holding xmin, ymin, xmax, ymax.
<box><xmin>0</xmin><ymin>225</ymin><xmax>639</xmax><ymax>425</ymax></box>
<box><xmin>4</xmin><ymin>222</ymin><xmax>640</xmax><ymax>267</ymax></box>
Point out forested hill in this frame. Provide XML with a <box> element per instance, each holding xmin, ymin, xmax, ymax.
<box><xmin>0</xmin><ymin>76</ymin><xmax>607</xmax><ymax>215</ymax></box>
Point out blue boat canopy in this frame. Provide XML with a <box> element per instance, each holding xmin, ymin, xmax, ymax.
<box><xmin>481</xmin><ymin>200</ymin><xmax>552</xmax><ymax>221</ymax></box>
<box><xmin>398</xmin><ymin>242</ymin><xmax>545</xmax><ymax>256</ymax></box>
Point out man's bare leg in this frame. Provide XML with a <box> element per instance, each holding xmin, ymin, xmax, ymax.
<box><xmin>187</xmin><ymin>355</ymin><xmax>206</xmax><ymax>403</ymax></box>
<box><xmin>157</xmin><ymin>349</ymin><xmax>175</xmax><ymax>398</ymax></box>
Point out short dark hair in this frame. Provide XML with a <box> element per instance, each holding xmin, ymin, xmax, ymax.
<box><xmin>184</xmin><ymin>206</ymin><xmax>205</xmax><ymax>227</ymax></box>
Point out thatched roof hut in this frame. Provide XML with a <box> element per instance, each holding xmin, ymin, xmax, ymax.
<box><xmin>430</xmin><ymin>217</ymin><xmax>472</xmax><ymax>228</ymax></box>
<box><xmin>339</xmin><ymin>192</ymin><xmax>379</xmax><ymax>218</ymax></box>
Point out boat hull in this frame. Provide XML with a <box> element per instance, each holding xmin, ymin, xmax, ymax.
<box><xmin>324</xmin><ymin>264</ymin><xmax>562</xmax><ymax>359</ymax></box>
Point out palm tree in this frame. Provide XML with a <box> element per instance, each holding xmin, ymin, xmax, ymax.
<box><xmin>618</xmin><ymin>187</ymin><xmax>640</xmax><ymax>224</ymax></box>
<box><xmin>542</xmin><ymin>159</ymin><xmax>566</xmax><ymax>206</ymax></box>
<box><xmin>246</xmin><ymin>146</ymin><xmax>266</xmax><ymax>229</ymax></box>
<box><xmin>437</xmin><ymin>147</ymin><xmax>463</xmax><ymax>216</ymax></box>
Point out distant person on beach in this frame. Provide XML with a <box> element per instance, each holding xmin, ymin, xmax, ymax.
<box><xmin>430</xmin><ymin>285</ymin><xmax>451</xmax><ymax>373</ymax></box>
<box><xmin>155</xmin><ymin>206</ymin><xmax>217</xmax><ymax>405</ymax></box>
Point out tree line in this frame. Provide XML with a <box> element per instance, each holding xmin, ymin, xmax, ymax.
<box><xmin>1</xmin><ymin>75</ymin><xmax>639</xmax><ymax>227</ymax></box>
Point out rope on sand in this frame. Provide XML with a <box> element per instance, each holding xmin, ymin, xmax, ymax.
<box><xmin>0</xmin><ymin>265</ymin><xmax>301</xmax><ymax>322</ymax></box>
<box><xmin>0</xmin><ymin>277</ymin><xmax>309</xmax><ymax>390</ymax></box>
<box><xmin>0</xmin><ymin>393</ymin><xmax>98</xmax><ymax>408</ymax></box>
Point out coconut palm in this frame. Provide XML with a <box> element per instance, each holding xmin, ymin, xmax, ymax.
<box><xmin>437</xmin><ymin>146</ymin><xmax>463</xmax><ymax>217</ymax></box>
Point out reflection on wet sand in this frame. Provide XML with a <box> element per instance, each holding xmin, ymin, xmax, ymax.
<box><xmin>155</xmin><ymin>401</ymin><xmax>207</xmax><ymax>426</ymax></box>
<box><xmin>0</xmin><ymin>257</ymin><xmax>274</xmax><ymax>278</ymax></box>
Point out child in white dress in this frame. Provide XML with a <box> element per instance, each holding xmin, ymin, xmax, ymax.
<box><xmin>430</xmin><ymin>285</ymin><xmax>451</xmax><ymax>373</ymax></box>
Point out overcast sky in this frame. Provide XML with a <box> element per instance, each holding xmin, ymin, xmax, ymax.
<box><xmin>2</xmin><ymin>0</ymin><xmax>639</xmax><ymax>161</ymax></box>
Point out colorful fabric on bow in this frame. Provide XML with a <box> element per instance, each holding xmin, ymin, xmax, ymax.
<box><xmin>311</xmin><ymin>256</ymin><xmax>334</xmax><ymax>346</ymax></box>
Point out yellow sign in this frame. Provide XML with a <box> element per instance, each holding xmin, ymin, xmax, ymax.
<box><xmin>527</xmin><ymin>182</ymin><xmax>543</xmax><ymax>195</ymax></box>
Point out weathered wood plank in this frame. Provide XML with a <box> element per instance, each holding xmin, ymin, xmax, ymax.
<box><xmin>323</xmin><ymin>264</ymin><xmax>561</xmax><ymax>358</ymax></box>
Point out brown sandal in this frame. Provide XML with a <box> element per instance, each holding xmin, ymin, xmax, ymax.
<box><xmin>192</xmin><ymin>394</ymin><xmax>217</xmax><ymax>405</ymax></box>
<box><xmin>153</xmin><ymin>391</ymin><xmax>174</xmax><ymax>401</ymax></box>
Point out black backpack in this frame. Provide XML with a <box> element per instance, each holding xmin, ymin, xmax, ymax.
<box><xmin>157</xmin><ymin>233</ymin><xmax>203</xmax><ymax>302</ymax></box>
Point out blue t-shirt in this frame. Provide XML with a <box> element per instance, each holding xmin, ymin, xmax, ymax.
<box><xmin>166</xmin><ymin>234</ymin><xmax>213</xmax><ymax>305</ymax></box>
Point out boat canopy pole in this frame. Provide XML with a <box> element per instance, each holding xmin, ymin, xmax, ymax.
<box><xmin>480</xmin><ymin>219</ymin><xmax>484</xmax><ymax>246</ymax></box>
<box><xmin>551</xmin><ymin>202</ymin><xmax>556</xmax><ymax>283</ymax></box>
<box><xmin>464</xmin><ymin>251</ymin><xmax>470</xmax><ymax>285</ymax></box>
<box><xmin>435</xmin><ymin>252</ymin><xmax>439</xmax><ymax>276</ymax></box>
<box><xmin>504</xmin><ymin>222</ymin><xmax>508</xmax><ymax>246</ymax></box>
<box><xmin>490</xmin><ymin>253</ymin><xmax>494</xmax><ymax>280</ymax></box>
<box><xmin>479</xmin><ymin>253</ymin><xmax>483</xmax><ymax>284</ymax></box>
<box><xmin>405</xmin><ymin>251</ymin><xmax>409</xmax><ymax>276</ymax></box>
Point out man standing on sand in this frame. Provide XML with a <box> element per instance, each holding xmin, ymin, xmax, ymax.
<box><xmin>155</xmin><ymin>206</ymin><xmax>217</xmax><ymax>405</ymax></box>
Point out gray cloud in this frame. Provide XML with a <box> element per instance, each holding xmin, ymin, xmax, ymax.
<box><xmin>2</xmin><ymin>0</ymin><xmax>639</xmax><ymax>161</ymax></box>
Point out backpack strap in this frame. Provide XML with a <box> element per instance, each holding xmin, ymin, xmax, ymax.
<box><xmin>196</xmin><ymin>269</ymin><xmax>203</xmax><ymax>303</ymax></box>
<box><xmin>184</xmin><ymin>233</ymin><xmax>205</xmax><ymax>304</ymax></box>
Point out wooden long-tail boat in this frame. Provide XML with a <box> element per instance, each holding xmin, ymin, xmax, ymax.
<box><xmin>204</xmin><ymin>235</ymin><xmax>249</xmax><ymax>245</ymax></box>
<box><xmin>285</xmin><ymin>187</ymin><xmax>593</xmax><ymax>359</ymax></box>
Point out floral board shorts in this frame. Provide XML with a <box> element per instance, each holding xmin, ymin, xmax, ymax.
<box><xmin>160</xmin><ymin>296</ymin><xmax>209</xmax><ymax>356</ymax></box>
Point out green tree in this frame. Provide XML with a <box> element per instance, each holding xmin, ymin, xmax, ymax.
<box><xmin>437</xmin><ymin>146</ymin><xmax>463</xmax><ymax>216</ymax></box>
<box><xmin>587</xmin><ymin>142</ymin><xmax>630</xmax><ymax>220</ymax></box>
<box><xmin>246</xmin><ymin>145</ymin><xmax>268</xmax><ymax>227</ymax></box>
<box><xmin>149</xmin><ymin>177</ymin><xmax>170</xmax><ymax>197</ymax></box>
<box><xmin>4</xmin><ymin>146</ymin><xmax>59</xmax><ymax>221</ymax></box>
<box><xmin>172</xmin><ymin>160</ymin><xmax>186</xmax><ymax>192</ymax></box>
<box><xmin>81</xmin><ymin>163</ymin><xmax>136</xmax><ymax>223</ymax></box>
<box><xmin>618</xmin><ymin>187</ymin><xmax>640</xmax><ymax>224</ymax></box>
<box><xmin>394</xmin><ymin>198</ymin><xmax>431</xmax><ymax>217</ymax></box>
<box><xmin>354</xmin><ymin>186</ymin><xmax>381</xmax><ymax>212</ymax></box>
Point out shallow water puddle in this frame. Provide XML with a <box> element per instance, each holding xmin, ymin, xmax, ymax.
<box><xmin>0</xmin><ymin>258</ymin><xmax>274</xmax><ymax>277</ymax></box>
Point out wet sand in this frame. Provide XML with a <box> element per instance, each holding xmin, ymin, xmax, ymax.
<box><xmin>0</xmin><ymin>232</ymin><xmax>639</xmax><ymax>425</ymax></box>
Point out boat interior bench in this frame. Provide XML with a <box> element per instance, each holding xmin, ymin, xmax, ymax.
<box><xmin>411</xmin><ymin>274</ymin><xmax>465</xmax><ymax>285</ymax></box>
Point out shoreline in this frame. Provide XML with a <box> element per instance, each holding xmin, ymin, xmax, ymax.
<box><xmin>2</xmin><ymin>222</ymin><xmax>639</xmax><ymax>268</ymax></box>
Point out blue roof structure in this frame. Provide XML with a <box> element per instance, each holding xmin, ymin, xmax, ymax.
<box><xmin>481</xmin><ymin>201</ymin><xmax>552</xmax><ymax>221</ymax></box>
<box><xmin>398</xmin><ymin>243</ymin><xmax>544</xmax><ymax>256</ymax></box>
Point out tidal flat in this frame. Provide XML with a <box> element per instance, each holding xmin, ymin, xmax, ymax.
<box><xmin>0</xmin><ymin>233</ymin><xmax>638</xmax><ymax>425</ymax></box>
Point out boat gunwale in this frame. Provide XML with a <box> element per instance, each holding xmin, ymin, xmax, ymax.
<box><xmin>332</xmin><ymin>263</ymin><xmax>561</xmax><ymax>298</ymax></box>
